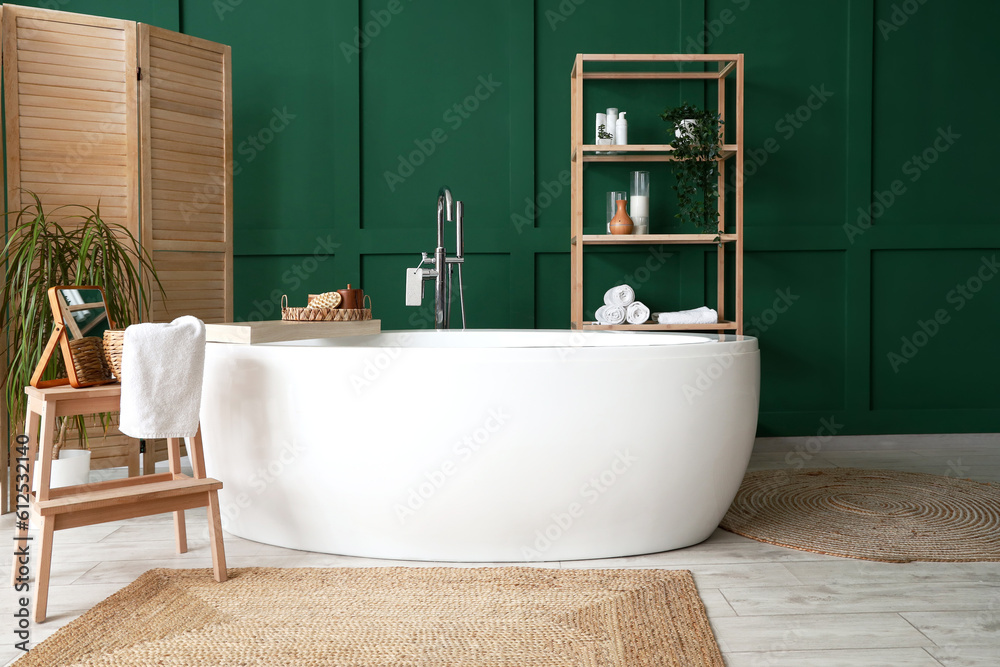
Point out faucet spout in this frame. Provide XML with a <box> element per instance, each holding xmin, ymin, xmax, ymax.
<box><xmin>437</xmin><ymin>186</ymin><xmax>453</xmax><ymax>222</ymax></box>
<box><xmin>436</xmin><ymin>186</ymin><xmax>453</xmax><ymax>250</ymax></box>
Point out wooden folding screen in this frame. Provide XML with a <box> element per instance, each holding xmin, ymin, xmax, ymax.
<box><xmin>1</xmin><ymin>6</ymin><xmax>233</xmax><ymax>508</ymax></box>
<box><xmin>3</xmin><ymin>5</ymin><xmax>139</xmax><ymax>238</ymax></box>
<box><xmin>140</xmin><ymin>25</ymin><xmax>233</xmax><ymax>324</ymax></box>
<box><xmin>3</xmin><ymin>4</ymin><xmax>233</xmax><ymax>323</ymax></box>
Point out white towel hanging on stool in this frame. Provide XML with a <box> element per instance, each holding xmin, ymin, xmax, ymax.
<box><xmin>119</xmin><ymin>316</ymin><xmax>206</xmax><ymax>439</ymax></box>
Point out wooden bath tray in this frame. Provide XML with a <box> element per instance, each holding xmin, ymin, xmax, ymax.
<box><xmin>205</xmin><ymin>320</ymin><xmax>381</xmax><ymax>345</ymax></box>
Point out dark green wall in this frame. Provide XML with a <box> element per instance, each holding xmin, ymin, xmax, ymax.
<box><xmin>15</xmin><ymin>0</ymin><xmax>1000</xmax><ymax>436</ymax></box>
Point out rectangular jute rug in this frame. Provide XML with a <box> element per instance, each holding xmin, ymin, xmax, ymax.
<box><xmin>16</xmin><ymin>567</ymin><xmax>724</xmax><ymax>666</ymax></box>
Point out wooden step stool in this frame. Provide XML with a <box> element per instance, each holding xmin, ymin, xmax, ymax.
<box><xmin>11</xmin><ymin>384</ymin><xmax>227</xmax><ymax>622</ymax></box>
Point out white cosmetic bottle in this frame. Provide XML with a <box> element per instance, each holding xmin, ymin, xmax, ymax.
<box><xmin>606</xmin><ymin>108</ymin><xmax>618</xmax><ymax>142</ymax></box>
<box><xmin>615</xmin><ymin>112</ymin><xmax>628</xmax><ymax>145</ymax></box>
<box><xmin>595</xmin><ymin>112</ymin><xmax>607</xmax><ymax>143</ymax></box>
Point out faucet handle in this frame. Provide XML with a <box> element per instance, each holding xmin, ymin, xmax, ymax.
<box><xmin>405</xmin><ymin>268</ymin><xmax>423</xmax><ymax>306</ymax></box>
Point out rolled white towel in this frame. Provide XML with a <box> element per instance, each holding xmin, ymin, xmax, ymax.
<box><xmin>596</xmin><ymin>304</ymin><xmax>626</xmax><ymax>325</ymax></box>
<box><xmin>654</xmin><ymin>306</ymin><xmax>718</xmax><ymax>325</ymax></box>
<box><xmin>626</xmin><ymin>301</ymin><xmax>650</xmax><ymax>325</ymax></box>
<box><xmin>604</xmin><ymin>284</ymin><xmax>635</xmax><ymax>307</ymax></box>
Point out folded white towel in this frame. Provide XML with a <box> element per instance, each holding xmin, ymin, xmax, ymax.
<box><xmin>626</xmin><ymin>301</ymin><xmax>651</xmax><ymax>325</ymax></box>
<box><xmin>595</xmin><ymin>304</ymin><xmax>626</xmax><ymax>325</ymax></box>
<box><xmin>655</xmin><ymin>307</ymin><xmax>718</xmax><ymax>325</ymax></box>
<box><xmin>604</xmin><ymin>285</ymin><xmax>635</xmax><ymax>308</ymax></box>
<box><xmin>119</xmin><ymin>316</ymin><xmax>206</xmax><ymax>439</ymax></box>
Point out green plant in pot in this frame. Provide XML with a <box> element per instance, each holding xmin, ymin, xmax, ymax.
<box><xmin>660</xmin><ymin>103</ymin><xmax>724</xmax><ymax>240</ymax></box>
<box><xmin>1</xmin><ymin>192</ymin><xmax>162</xmax><ymax>453</ymax></box>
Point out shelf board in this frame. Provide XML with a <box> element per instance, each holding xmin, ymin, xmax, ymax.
<box><xmin>583</xmin><ymin>71</ymin><xmax>725</xmax><ymax>80</ymax></box>
<box><xmin>579</xmin><ymin>54</ymin><xmax>742</xmax><ymax>63</ymax></box>
<box><xmin>574</xmin><ymin>144</ymin><xmax>737</xmax><ymax>163</ymax></box>
<box><xmin>582</xmin><ymin>320</ymin><xmax>739</xmax><ymax>331</ymax></box>
<box><xmin>577</xmin><ymin>233</ymin><xmax>736</xmax><ymax>245</ymax></box>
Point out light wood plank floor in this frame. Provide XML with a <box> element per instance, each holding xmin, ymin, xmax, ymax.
<box><xmin>2</xmin><ymin>434</ymin><xmax>997</xmax><ymax>666</ymax></box>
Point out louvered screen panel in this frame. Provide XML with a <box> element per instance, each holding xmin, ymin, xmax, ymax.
<box><xmin>2</xmin><ymin>8</ymin><xmax>141</xmax><ymax>506</ymax></box>
<box><xmin>140</xmin><ymin>25</ymin><xmax>232</xmax><ymax>323</ymax></box>
<box><xmin>3</xmin><ymin>5</ymin><xmax>138</xmax><ymax>236</ymax></box>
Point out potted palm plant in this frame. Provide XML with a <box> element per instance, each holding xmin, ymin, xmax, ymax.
<box><xmin>660</xmin><ymin>103</ymin><xmax>725</xmax><ymax>240</ymax></box>
<box><xmin>2</xmin><ymin>192</ymin><xmax>162</xmax><ymax>486</ymax></box>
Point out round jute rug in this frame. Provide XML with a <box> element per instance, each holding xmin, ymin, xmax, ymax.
<box><xmin>720</xmin><ymin>468</ymin><xmax>1000</xmax><ymax>562</ymax></box>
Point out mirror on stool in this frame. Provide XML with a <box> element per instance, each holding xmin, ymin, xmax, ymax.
<box><xmin>31</xmin><ymin>285</ymin><xmax>117</xmax><ymax>388</ymax></box>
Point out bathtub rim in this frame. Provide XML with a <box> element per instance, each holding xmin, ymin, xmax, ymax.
<box><xmin>241</xmin><ymin>328</ymin><xmax>758</xmax><ymax>354</ymax></box>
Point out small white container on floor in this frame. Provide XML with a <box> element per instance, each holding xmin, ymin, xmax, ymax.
<box><xmin>33</xmin><ymin>449</ymin><xmax>91</xmax><ymax>491</ymax></box>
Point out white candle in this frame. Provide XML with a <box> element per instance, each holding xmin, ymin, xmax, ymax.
<box><xmin>630</xmin><ymin>195</ymin><xmax>649</xmax><ymax>217</ymax></box>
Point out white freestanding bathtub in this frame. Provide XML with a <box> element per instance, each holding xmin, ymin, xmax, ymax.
<box><xmin>201</xmin><ymin>329</ymin><xmax>759</xmax><ymax>562</ymax></box>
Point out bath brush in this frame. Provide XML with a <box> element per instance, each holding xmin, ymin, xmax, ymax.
<box><xmin>308</xmin><ymin>291</ymin><xmax>342</xmax><ymax>309</ymax></box>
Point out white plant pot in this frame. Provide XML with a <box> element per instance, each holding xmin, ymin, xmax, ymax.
<box><xmin>595</xmin><ymin>138</ymin><xmax>612</xmax><ymax>155</ymax></box>
<box><xmin>675</xmin><ymin>119</ymin><xmax>697</xmax><ymax>141</ymax></box>
<box><xmin>33</xmin><ymin>449</ymin><xmax>91</xmax><ymax>492</ymax></box>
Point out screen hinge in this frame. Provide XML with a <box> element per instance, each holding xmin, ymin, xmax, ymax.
<box><xmin>137</xmin><ymin>66</ymin><xmax>143</xmax><ymax>81</ymax></box>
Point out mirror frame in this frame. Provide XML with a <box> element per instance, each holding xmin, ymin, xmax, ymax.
<box><xmin>30</xmin><ymin>285</ymin><xmax>117</xmax><ymax>389</ymax></box>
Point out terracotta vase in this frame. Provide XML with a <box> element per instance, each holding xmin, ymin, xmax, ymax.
<box><xmin>608</xmin><ymin>199</ymin><xmax>634</xmax><ymax>235</ymax></box>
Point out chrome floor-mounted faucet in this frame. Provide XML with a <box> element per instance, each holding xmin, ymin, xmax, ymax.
<box><xmin>405</xmin><ymin>186</ymin><xmax>466</xmax><ymax>329</ymax></box>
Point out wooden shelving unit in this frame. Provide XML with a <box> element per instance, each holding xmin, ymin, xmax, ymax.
<box><xmin>570</xmin><ymin>54</ymin><xmax>744</xmax><ymax>333</ymax></box>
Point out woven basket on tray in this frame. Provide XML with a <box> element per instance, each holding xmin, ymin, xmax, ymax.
<box><xmin>103</xmin><ymin>329</ymin><xmax>125</xmax><ymax>381</ymax></box>
<box><xmin>281</xmin><ymin>294</ymin><xmax>372</xmax><ymax>322</ymax></box>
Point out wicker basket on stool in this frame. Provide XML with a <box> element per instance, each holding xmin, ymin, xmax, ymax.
<box><xmin>102</xmin><ymin>329</ymin><xmax>125</xmax><ymax>381</ymax></box>
<box><xmin>69</xmin><ymin>336</ymin><xmax>114</xmax><ymax>384</ymax></box>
